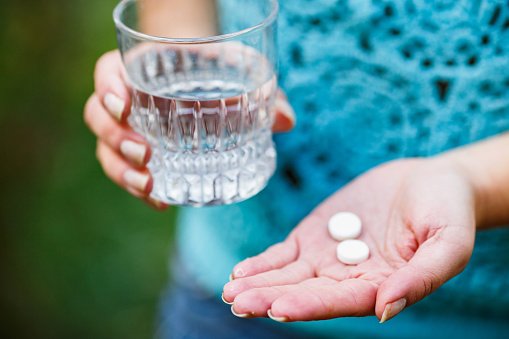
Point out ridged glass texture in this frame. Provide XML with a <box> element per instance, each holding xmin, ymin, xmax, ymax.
<box><xmin>127</xmin><ymin>48</ymin><xmax>277</xmax><ymax>206</ymax></box>
<box><xmin>114</xmin><ymin>0</ymin><xmax>279</xmax><ymax>206</ymax></box>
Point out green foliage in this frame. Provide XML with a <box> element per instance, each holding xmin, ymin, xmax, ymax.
<box><xmin>0</xmin><ymin>1</ymin><xmax>176</xmax><ymax>337</ymax></box>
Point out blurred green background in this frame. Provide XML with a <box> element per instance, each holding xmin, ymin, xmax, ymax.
<box><xmin>0</xmin><ymin>0</ymin><xmax>177</xmax><ymax>337</ymax></box>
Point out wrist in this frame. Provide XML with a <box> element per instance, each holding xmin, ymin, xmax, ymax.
<box><xmin>435</xmin><ymin>135</ymin><xmax>509</xmax><ymax>229</ymax></box>
<box><xmin>413</xmin><ymin>152</ymin><xmax>480</xmax><ymax>228</ymax></box>
<box><xmin>436</xmin><ymin>151</ymin><xmax>486</xmax><ymax>228</ymax></box>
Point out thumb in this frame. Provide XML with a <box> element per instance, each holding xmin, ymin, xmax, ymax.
<box><xmin>375</xmin><ymin>224</ymin><xmax>475</xmax><ymax>323</ymax></box>
<box><xmin>272</xmin><ymin>90</ymin><xmax>296</xmax><ymax>133</ymax></box>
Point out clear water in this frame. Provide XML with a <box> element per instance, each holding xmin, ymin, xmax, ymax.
<box><xmin>127</xmin><ymin>50</ymin><xmax>277</xmax><ymax>206</ymax></box>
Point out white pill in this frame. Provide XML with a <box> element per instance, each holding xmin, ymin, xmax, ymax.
<box><xmin>336</xmin><ymin>239</ymin><xmax>370</xmax><ymax>265</ymax></box>
<box><xmin>328</xmin><ymin>212</ymin><xmax>362</xmax><ymax>241</ymax></box>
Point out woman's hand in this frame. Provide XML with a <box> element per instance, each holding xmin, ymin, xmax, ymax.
<box><xmin>84</xmin><ymin>50</ymin><xmax>296</xmax><ymax>210</ymax></box>
<box><xmin>223</xmin><ymin>156</ymin><xmax>478</xmax><ymax>322</ymax></box>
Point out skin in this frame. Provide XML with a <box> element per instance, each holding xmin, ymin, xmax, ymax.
<box><xmin>223</xmin><ymin>157</ymin><xmax>475</xmax><ymax>320</ymax></box>
<box><xmin>86</xmin><ymin>0</ymin><xmax>509</xmax><ymax>324</ymax></box>
<box><xmin>223</xmin><ymin>135</ymin><xmax>509</xmax><ymax>322</ymax></box>
<box><xmin>139</xmin><ymin>0</ymin><xmax>218</xmax><ymax>38</ymax></box>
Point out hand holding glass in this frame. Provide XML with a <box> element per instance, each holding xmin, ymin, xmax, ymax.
<box><xmin>113</xmin><ymin>0</ymin><xmax>279</xmax><ymax>206</ymax></box>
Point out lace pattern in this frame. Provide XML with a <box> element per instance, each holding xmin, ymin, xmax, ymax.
<box><xmin>271</xmin><ymin>0</ymin><xmax>509</xmax><ymax>224</ymax></box>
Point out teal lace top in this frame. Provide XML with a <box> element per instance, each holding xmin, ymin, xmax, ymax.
<box><xmin>177</xmin><ymin>0</ymin><xmax>509</xmax><ymax>337</ymax></box>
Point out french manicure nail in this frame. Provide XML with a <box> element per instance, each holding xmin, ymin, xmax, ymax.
<box><xmin>380</xmin><ymin>298</ymin><xmax>406</xmax><ymax>323</ymax></box>
<box><xmin>231</xmin><ymin>305</ymin><xmax>251</xmax><ymax>318</ymax></box>
<box><xmin>104</xmin><ymin>93</ymin><xmax>125</xmax><ymax>121</ymax></box>
<box><xmin>267</xmin><ymin>309</ymin><xmax>290</xmax><ymax>322</ymax></box>
<box><xmin>123</xmin><ymin>169</ymin><xmax>150</xmax><ymax>193</ymax></box>
<box><xmin>146</xmin><ymin>196</ymin><xmax>168</xmax><ymax>210</ymax></box>
<box><xmin>234</xmin><ymin>268</ymin><xmax>245</xmax><ymax>278</ymax></box>
<box><xmin>120</xmin><ymin>140</ymin><xmax>147</xmax><ymax>166</ymax></box>
<box><xmin>221</xmin><ymin>293</ymin><xmax>234</xmax><ymax>305</ymax></box>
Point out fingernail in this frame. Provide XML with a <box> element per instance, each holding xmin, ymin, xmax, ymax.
<box><xmin>120</xmin><ymin>140</ymin><xmax>147</xmax><ymax>166</ymax></box>
<box><xmin>104</xmin><ymin>93</ymin><xmax>125</xmax><ymax>121</ymax></box>
<box><xmin>146</xmin><ymin>196</ymin><xmax>168</xmax><ymax>210</ymax></box>
<box><xmin>267</xmin><ymin>309</ymin><xmax>290</xmax><ymax>322</ymax></box>
<box><xmin>231</xmin><ymin>305</ymin><xmax>251</xmax><ymax>318</ymax></box>
<box><xmin>123</xmin><ymin>169</ymin><xmax>150</xmax><ymax>193</ymax></box>
<box><xmin>276</xmin><ymin>98</ymin><xmax>296</xmax><ymax>125</ymax></box>
<box><xmin>221</xmin><ymin>293</ymin><xmax>234</xmax><ymax>305</ymax></box>
<box><xmin>234</xmin><ymin>268</ymin><xmax>245</xmax><ymax>278</ymax></box>
<box><xmin>229</xmin><ymin>273</ymin><xmax>234</xmax><ymax>282</ymax></box>
<box><xmin>380</xmin><ymin>298</ymin><xmax>406</xmax><ymax>323</ymax></box>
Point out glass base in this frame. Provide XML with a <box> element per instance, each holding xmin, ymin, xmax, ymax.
<box><xmin>148</xmin><ymin>131</ymin><xmax>276</xmax><ymax>207</ymax></box>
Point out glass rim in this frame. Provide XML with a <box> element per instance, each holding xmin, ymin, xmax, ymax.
<box><xmin>113</xmin><ymin>0</ymin><xmax>279</xmax><ymax>45</ymax></box>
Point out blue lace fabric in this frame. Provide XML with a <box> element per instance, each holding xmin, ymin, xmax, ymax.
<box><xmin>176</xmin><ymin>0</ymin><xmax>509</xmax><ymax>337</ymax></box>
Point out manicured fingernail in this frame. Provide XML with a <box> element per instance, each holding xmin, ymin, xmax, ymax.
<box><xmin>123</xmin><ymin>169</ymin><xmax>150</xmax><ymax>193</ymax></box>
<box><xmin>104</xmin><ymin>93</ymin><xmax>125</xmax><ymax>121</ymax></box>
<box><xmin>276</xmin><ymin>98</ymin><xmax>296</xmax><ymax>125</ymax></box>
<box><xmin>146</xmin><ymin>196</ymin><xmax>168</xmax><ymax>210</ymax></box>
<box><xmin>229</xmin><ymin>273</ymin><xmax>234</xmax><ymax>282</ymax></box>
<box><xmin>234</xmin><ymin>268</ymin><xmax>245</xmax><ymax>278</ymax></box>
<box><xmin>222</xmin><ymin>293</ymin><xmax>234</xmax><ymax>305</ymax></box>
<box><xmin>267</xmin><ymin>309</ymin><xmax>290</xmax><ymax>322</ymax></box>
<box><xmin>380</xmin><ymin>298</ymin><xmax>406</xmax><ymax>323</ymax></box>
<box><xmin>231</xmin><ymin>305</ymin><xmax>251</xmax><ymax>318</ymax></box>
<box><xmin>120</xmin><ymin>140</ymin><xmax>147</xmax><ymax>166</ymax></box>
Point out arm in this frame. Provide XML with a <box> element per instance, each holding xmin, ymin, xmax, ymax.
<box><xmin>140</xmin><ymin>0</ymin><xmax>218</xmax><ymax>38</ymax></box>
<box><xmin>444</xmin><ymin>132</ymin><xmax>509</xmax><ymax>229</ymax></box>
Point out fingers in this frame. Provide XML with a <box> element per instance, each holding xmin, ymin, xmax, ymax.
<box><xmin>231</xmin><ymin>238</ymin><xmax>299</xmax><ymax>280</ymax></box>
<box><xmin>96</xmin><ymin>140</ymin><xmax>152</xmax><ymax>196</ymax></box>
<box><xmin>272</xmin><ymin>90</ymin><xmax>296</xmax><ymax>133</ymax></box>
<box><xmin>230</xmin><ymin>277</ymin><xmax>333</xmax><ymax>318</ymax></box>
<box><xmin>87</xmin><ymin>50</ymin><xmax>168</xmax><ymax>211</ymax></box>
<box><xmin>271</xmin><ymin>279</ymin><xmax>378</xmax><ymax>321</ymax></box>
<box><xmin>96</xmin><ymin>140</ymin><xmax>169</xmax><ymax>211</ymax></box>
<box><xmin>95</xmin><ymin>139</ymin><xmax>169</xmax><ymax>211</ymax></box>
<box><xmin>231</xmin><ymin>277</ymin><xmax>378</xmax><ymax>321</ymax></box>
<box><xmin>94</xmin><ymin>50</ymin><xmax>131</xmax><ymax>122</ymax></box>
<box><xmin>224</xmin><ymin>260</ymin><xmax>314</xmax><ymax>303</ymax></box>
<box><xmin>95</xmin><ymin>140</ymin><xmax>168</xmax><ymax>211</ymax></box>
<box><xmin>85</xmin><ymin>94</ymin><xmax>150</xmax><ymax>167</ymax></box>
<box><xmin>375</xmin><ymin>224</ymin><xmax>475</xmax><ymax>322</ymax></box>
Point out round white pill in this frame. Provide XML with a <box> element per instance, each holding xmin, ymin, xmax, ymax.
<box><xmin>328</xmin><ymin>212</ymin><xmax>362</xmax><ymax>241</ymax></box>
<box><xmin>336</xmin><ymin>239</ymin><xmax>370</xmax><ymax>265</ymax></box>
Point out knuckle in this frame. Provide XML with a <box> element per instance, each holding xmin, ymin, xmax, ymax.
<box><xmin>95</xmin><ymin>51</ymin><xmax>114</xmax><ymax>73</ymax></box>
<box><xmin>84</xmin><ymin>94</ymin><xmax>123</xmax><ymax>147</ymax></box>
<box><xmin>419</xmin><ymin>270</ymin><xmax>441</xmax><ymax>298</ymax></box>
<box><xmin>96</xmin><ymin>143</ymin><xmax>117</xmax><ymax>181</ymax></box>
<box><xmin>95</xmin><ymin>141</ymin><xmax>105</xmax><ymax>165</ymax></box>
<box><xmin>456</xmin><ymin>245</ymin><xmax>472</xmax><ymax>272</ymax></box>
<box><xmin>94</xmin><ymin>54</ymin><xmax>108</xmax><ymax>80</ymax></box>
<box><xmin>102</xmin><ymin>122</ymin><xmax>123</xmax><ymax>148</ymax></box>
<box><xmin>83</xmin><ymin>95</ymin><xmax>96</xmax><ymax>128</ymax></box>
<box><xmin>343</xmin><ymin>285</ymin><xmax>361</xmax><ymax>314</ymax></box>
<box><xmin>94</xmin><ymin>50</ymin><xmax>120</xmax><ymax>88</ymax></box>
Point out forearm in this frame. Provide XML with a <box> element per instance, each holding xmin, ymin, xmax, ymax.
<box><xmin>439</xmin><ymin>132</ymin><xmax>509</xmax><ymax>229</ymax></box>
<box><xmin>140</xmin><ymin>0</ymin><xmax>218</xmax><ymax>38</ymax></box>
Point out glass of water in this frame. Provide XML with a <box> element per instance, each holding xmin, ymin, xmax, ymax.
<box><xmin>113</xmin><ymin>0</ymin><xmax>278</xmax><ymax>207</ymax></box>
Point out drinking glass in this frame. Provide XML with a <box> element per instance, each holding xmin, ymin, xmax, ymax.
<box><xmin>113</xmin><ymin>0</ymin><xmax>279</xmax><ymax>206</ymax></box>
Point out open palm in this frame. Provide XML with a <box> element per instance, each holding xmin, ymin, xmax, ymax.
<box><xmin>223</xmin><ymin>158</ymin><xmax>476</xmax><ymax>322</ymax></box>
